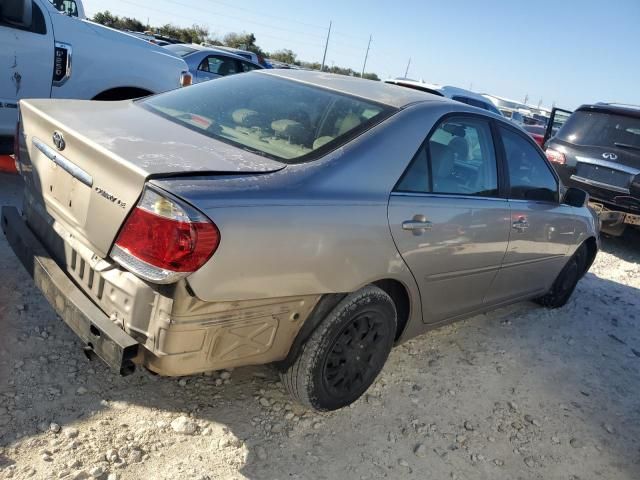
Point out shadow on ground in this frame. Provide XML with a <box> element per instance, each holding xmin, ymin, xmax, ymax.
<box><xmin>1</xmin><ymin>172</ymin><xmax>639</xmax><ymax>479</ymax></box>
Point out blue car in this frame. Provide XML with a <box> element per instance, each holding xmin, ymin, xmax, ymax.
<box><xmin>164</xmin><ymin>44</ymin><xmax>263</xmax><ymax>84</ymax></box>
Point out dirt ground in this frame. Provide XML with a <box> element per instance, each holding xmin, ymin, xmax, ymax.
<box><xmin>0</xmin><ymin>171</ymin><xmax>639</xmax><ymax>480</ymax></box>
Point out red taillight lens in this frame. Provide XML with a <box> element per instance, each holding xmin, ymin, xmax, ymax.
<box><xmin>112</xmin><ymin>187</ymin><xmax>219</xmax><ymax>283</ymax></box>
<box><xmin>545</xmin><ymin>148</ymin><xmax>566</xmax><ymax>165</ymax></box>
<box><xmin>13</xmin><ymin>121</ymin><xmax>19</xmax><ymax>161</ymax></box>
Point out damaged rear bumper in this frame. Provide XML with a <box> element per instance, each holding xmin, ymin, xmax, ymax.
<box><xmin>1</xmin><ymin>206</ymin><xmax>139</xmax><ymax>375</ymax></box>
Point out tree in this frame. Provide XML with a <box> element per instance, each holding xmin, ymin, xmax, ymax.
<box><xmin>223</xmin><ymin>32</ymin><xmax>265</xmax><ymax>56</ymax></box>
<box><xmin>269</xmin><ymin>49</ymin><xmax>297</xmax><ymax>65</ymax></box>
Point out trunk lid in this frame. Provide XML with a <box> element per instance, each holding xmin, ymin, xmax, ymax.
<box><xmin>18</xmin><ymin>99</ymin><xmax>284</xmax><ymax>257</ymax></box>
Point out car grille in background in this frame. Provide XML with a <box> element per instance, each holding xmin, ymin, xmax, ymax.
<box><xmin>575</xmin><ymin>163</ymin><xmax>632</xmax><ymax>189</ymax></box>
<box><xmin>69</xmin><ymin>248</ymin><xmax>105</xmax><ymax>300</ymax></box>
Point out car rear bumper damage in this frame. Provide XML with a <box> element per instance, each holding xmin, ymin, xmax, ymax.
<box><xmin>1</xmin><ymin>206</ymin><xmax>139</xmax><ymax>375</ymax></box>
<box><xmin>2</xmin><ymin>204</ymin><xmax>322</xmax><ymax>376</ymax></box>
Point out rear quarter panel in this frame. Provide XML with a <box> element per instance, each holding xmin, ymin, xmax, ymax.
<box><xmin>153</xmin><ymin>102</ymin><xmax>458</xmax><ymax>335</ymax></box>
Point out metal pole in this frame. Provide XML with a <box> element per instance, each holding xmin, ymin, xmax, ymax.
<box><xmin>404</xmin><ymin>57</ymin><xmax>411</xmax><ymax>77</ymax></box>
<box><xmin>321</xmin><ymin>21</ymin><xmax>332</xmax><ymax>72</ymax></box>
<box><xmin>361</xmin><ymin>35</ymin><xmax>372</xmax><ymax>77</ymax></box>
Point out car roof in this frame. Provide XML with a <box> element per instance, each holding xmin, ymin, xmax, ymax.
<box><xmin>262</xmin><ymin>70</ymin><xmax>449</xmax><ymax>108</ymax></box>
<box><xmin>168</xmin><ymin>44</ymin><xmax>256</xmax><ymax>63</ymax></box>
<box><xmin>579</xmin><ymin>102</ymin><xmax>640</xmax><ymax>119</ymax></box>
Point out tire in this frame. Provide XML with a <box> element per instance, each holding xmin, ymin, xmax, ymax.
<box><xmin>281</xmin><ymin>285</ymin><xmax>397</xmax><ymax>411</ymax></box>
<box><xmin>535</xmin><ymin>243</ymin><xmax>587</xmax><ymax>309</ymax></box>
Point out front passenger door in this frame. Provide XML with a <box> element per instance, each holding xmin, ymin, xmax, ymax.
<box><xmin>388</xmin><ymin>116</ymin><xmax>511</xmax><ymax>324</ymax></box>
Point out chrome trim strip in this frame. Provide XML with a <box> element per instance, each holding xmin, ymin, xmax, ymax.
<box><xmin>569</xmin><ymin>175</ymin><xmax>630</xmax><ymax>194</ymax></box>
<box><xmin>575</xmin><ymin>155</ymin><xmax>640</xmax><ymax>175</ymax></box>
<box><xmin>32</xmin><ymin>137</ymin><xmax>93</xmax><ymax>187</ymax></box>
<box><xmin>53</xmin><ymin>42</ymin><xmax>72</xmax><ymax>87</ymax></box>
<box><xmin>391</xmin><ymin>192</ymin><xmax>506</xmax><ymax>202</ymax></box>
<box><xmin>426</xmin><ymin>263</ymin><xmax>500</xmax><ymax>281</ymax></box>
<box><xmin>500</xmin><ymin>254</ymin><xmax>565</xmax><ymax>270</ymax></box>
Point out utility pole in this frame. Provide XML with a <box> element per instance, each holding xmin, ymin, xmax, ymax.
<box><xmin>404</xmin><ymin>57</ymin><xmax>411</xmax><ymax>78</ymax></box>
<box><xmin>321</xmin><ymin>21</ymin><xmax>332</xmax><ymax>72</ymax></box>
<box><xmin>361</xmin><ymin>35</ymin><xmax>372</xmax><ymax>78</ymax></box>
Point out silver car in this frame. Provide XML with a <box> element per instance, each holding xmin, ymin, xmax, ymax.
<box><xmin>164</xmin><ymin>44</ymin><xmax>262</xmax><ymax>84</ymax></box>
<box><xmin>3</xmin><ymin>70</ymin><xmax>598</xmax><ymax>411</ymax></box>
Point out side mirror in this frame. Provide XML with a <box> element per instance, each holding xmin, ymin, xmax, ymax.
<box><xmin>1</xmin><ymin>0</ymin><xmax>32</xmax><ymax>28</ymax></box>
<box><xmin>563</xmin><ymin>187</ymin><xmax>589</xmax><ymax>208</ymax></box>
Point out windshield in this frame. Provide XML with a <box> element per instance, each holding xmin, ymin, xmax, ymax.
<box><xmin>142</xmin><ymin>73</ymin><xmax>394</xmax><ymax>163</ymax></box>
<box><xmin>555</xmin><ymin>110</ymin><xmax>640</xmax><ymax>149</ymax></box>
<box><xmin>48</xmin><ymin>0</ymin><xmax>79</xmax><ymax>16</ymax></box>
<box><xmin>163</xmin><ymin>44</ymin><xmax>199</xmax><ymax>57</ymax></box>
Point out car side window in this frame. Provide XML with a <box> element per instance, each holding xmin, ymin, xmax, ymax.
<box><xmin>241</xmin><ymin>61</ymin><xmax>259</xmax><ymax>72</ymax></box>
<box><xmin>500</xmin><ymin>126</ymin><xmax>558</xmax><ymax>202</ymax></box>
<box><xmin>199</xmin><ymin>56</ymin><xmax>239</xmax><ymax>76</ymax></box>
<box><xmin>1</xmin><ymin>2</ymin><xmax>46</xmax><ymax>34</ymax></box>
<box><xmin>395</xmin><ymin>117</ymin><xmax>499</xmax><ymax>197</ymax></box>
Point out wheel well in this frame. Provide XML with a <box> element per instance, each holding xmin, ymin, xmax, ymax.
<box><xmin>583</xmin><ymin>236</ymin><xmax>598</xmax><ymax>274</ymax></box>
<box><xmin>373</xmin><ymin>279</ymin><xmax>410</xmax><ymax>341</ymax></box>
<box><xmin>92</xmin><ymin>87</ymin><xmax>153</xmax><ymax>101</ymax></box>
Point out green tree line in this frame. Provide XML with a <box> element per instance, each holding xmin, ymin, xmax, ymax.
<box><xmin>92</xmin><ymin>11</ymin><xmax>379</xmax><ymax>81</ymax></box>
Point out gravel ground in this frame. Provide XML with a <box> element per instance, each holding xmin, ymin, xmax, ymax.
<box><xmin>1</xmin><ymin>172</ymin><xmax>639</xmax><ymax>480</ymax></box>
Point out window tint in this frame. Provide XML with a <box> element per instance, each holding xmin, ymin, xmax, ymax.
<box><xmin>2</xmin><ymin>2</ymin><xmax>46</xmax><ymax>34</ymax></box>
<box><xmin>48</xmin><ymin>0</ymin><xmax>79</xmax><ymax>16</ymax></box>
<box><xmin>199</xmin><ymin>56</ymin><xmax>240</xmax><ymax>76</ymax></box>
<box><xmin>143</xmin><ymin>74</ymin><xmax>392</xmax><ymax>163</ymax></box>
<box><xmin>395</xmin><ymin>117</ymin><xmax>498</xmax><ymax>197</ymax></box>
<box><xmin>500</xmin><ymin>127</ymin><xmax>558</xmax><ymax>202</ymax></box>
<box><xmin>241</xmin><ymin>61</ymin><xmax>260</xmax><ymax>72</ymax></box>
<box><xmin>555</xmin><ymin>110</ymin><xmax>640</xmax><ymax>149</ymax></box>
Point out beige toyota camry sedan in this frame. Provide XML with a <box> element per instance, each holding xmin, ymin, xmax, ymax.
<box><xmin>2</xmin><ymin>70</ymin><xmax>598</xmax><ymax>411</ymax></box>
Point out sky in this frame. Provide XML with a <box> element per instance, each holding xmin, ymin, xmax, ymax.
<box><xmin>82</xmin><ymin>0</ymin><xmax>639</xmax><ymax>110</ymax></box>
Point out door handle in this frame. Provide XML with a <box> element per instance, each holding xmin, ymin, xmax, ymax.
<box><xmin>512</xmin><ymin>218</ymin><xmax>530</xmax><ymax>232</ymax></box>
<box><xmin>402</xmin><ymin>215</ymin><xmax>432</xmax><ymax>235</ymax></box>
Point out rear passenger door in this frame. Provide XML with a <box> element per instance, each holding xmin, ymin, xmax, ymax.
<box><xmin>486</xmin><ymin>125</ymin><xmax>579</xmax><ymax>303</ymax></box>
<box><xmin>388</xmin><ymin>116</ymin><xmax>511</xmax><ymax>324</ymax></box>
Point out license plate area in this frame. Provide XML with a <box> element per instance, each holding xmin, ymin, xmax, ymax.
<box><xmin>576</xmin><ymin>163</ymin><xmax>631</xmax><ymax>189</ymax></box>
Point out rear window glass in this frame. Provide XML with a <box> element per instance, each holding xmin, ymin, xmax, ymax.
<box><xmin>556</xmin><ymin>110</ymin><xmax>640</xmax><ymax>149</ymax></box>
<box><xmin>164</xmin><ymin>44</ymin><xmax>198</xmax><ymax>57</ymax></box>
<box><xmin>142</xmin><ymin>73</ymin><xmax>394</xmax><ymax>163</ymax></box>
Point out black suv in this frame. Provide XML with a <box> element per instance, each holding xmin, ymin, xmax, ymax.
<box><xmin>544</xmin><ymin>103</ymin><xmax>640</xmax><ymax>236</ymax></box>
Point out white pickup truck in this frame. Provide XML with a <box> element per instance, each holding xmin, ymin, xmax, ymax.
<box><xmin>0</xmin><ymin>0</ymin><xmax>192</xmax><ymax>154</ymax></box>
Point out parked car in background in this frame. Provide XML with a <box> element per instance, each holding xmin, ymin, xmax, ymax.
<box><xmin>164</xmin><ymin>44</ymin><xmax>263</xmax><ymax>83</ymax></box>
<box><xmin>523</xmin><ymin>124</ymin><xmax>546</xmax><ymax>147</ymax></box>
<box><xmin>483</xmin><ymin>94</ymin><xmax>533</xmax><ymax>117</ymax></box>
<box><xmin>384</xmin><ymin>79</ymin><xmax>503</xmax><ymax>115</ymax></box>
<box><xmin>544</xmin><ymin>103</ymin><xmax>640</xmax><ymax>236</ymax></box>
<box><xmin>0</xmin><ymin>0</ymin><xmax>192</xmax><ymax>155</ymax></box>
<box><xmin>207</xmin><ymin>45</ymin><xmax>271</xmax><ymax>68</ymax></box>
<box><xmin>3</xmin><ymin>70</ymin><xmax>597</xmax><ymax>412</ymax></box>
<box><xmin>500</xmin><ymin>108</ymin><xmax>525</xmax><ymax>125</ymax></box>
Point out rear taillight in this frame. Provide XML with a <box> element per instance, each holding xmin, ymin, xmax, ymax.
<box><xmin>180</xmin><ymin>71</ymin><xmax>193</xmax><ymax>87</ymax></box>
<box><xmin>545</xmin><ymin>148</ymin><xmax>566</xmax><ymax>165</ymax></box>
<box><xmin>13</xmin><ymin>121</ymin><xmax>19</xmax><ymax>161</ymax></box>
<box><xmin>111</xmin><ymin>187</ymin><xmax>220</xmax><ymax>283</ymax></box>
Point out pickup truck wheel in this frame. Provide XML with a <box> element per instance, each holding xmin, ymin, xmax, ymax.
<box><xmin>535</xmin><ymin>244</ymin><xmax>587</xmax><ymax>309</ymax></box>
<box><xmin>281</xmin><ymin>285</ymin><xmax>396</xmax><ymax>411</ymax></box>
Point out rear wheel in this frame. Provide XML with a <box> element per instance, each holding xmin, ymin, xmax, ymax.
<box><xmin>535</xmin><ymin>244</ymin><xmax>587</xmax><ymax>308</ymax></box>
<box><xmin>281</xmin><ymin>285</ymin><xmax>396</xmax><ymax>411</ymax></box>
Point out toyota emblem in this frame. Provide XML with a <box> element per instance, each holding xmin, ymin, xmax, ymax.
<box><xmin>602</xmin><ymin>152</ymin><xmax>618</xmax><ymax>160</ymax></box>
<box><xmin>52</xmin><ymin>131</ymin><xmax>66</xmax><ymax>151</ymax></box>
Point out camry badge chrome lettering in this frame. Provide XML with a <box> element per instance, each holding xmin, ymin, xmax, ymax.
<box><xmin>52</xmin><ymin>131</ymin><xmax>66</xmax><ymax>151</ymax></box>
<box><xmin>95</xmin><ymin>187</ymin><xmax>127</xmax><ymax>209</ymax></box>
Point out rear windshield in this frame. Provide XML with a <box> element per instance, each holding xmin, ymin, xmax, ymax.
<box><xmin>556</xmin><ymin>110</ymin><xmax>640</xmax><ymax>149</ymax></box>
<box><xmin>163</xmin><ymin>44</ymin><xmax>198</xmax><ymax>57</ymax></box>
<box><xmin>142</xmin><ymin>73</ymin><xmax>394</xmax><ymax>163</ymax></box>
